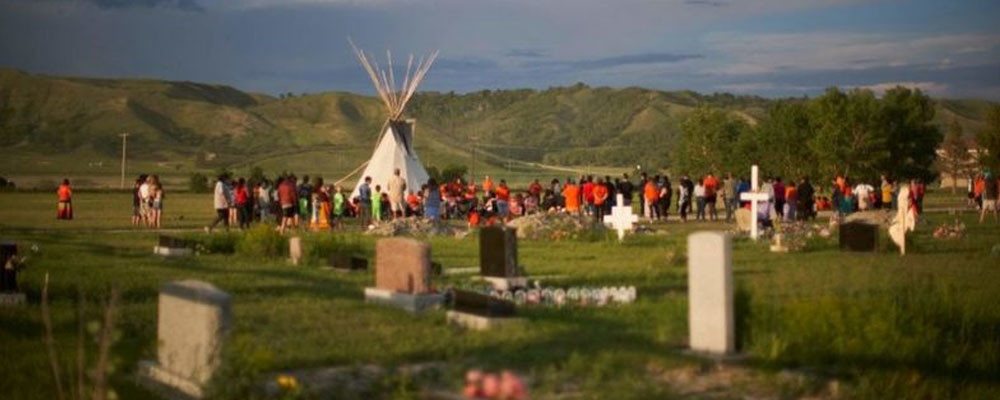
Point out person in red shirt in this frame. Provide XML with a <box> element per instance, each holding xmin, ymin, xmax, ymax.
<box><xmin>528</xmin><ymin>179</ymin><xmax>543</xmax><ymax>201</ymax></box>
<box><xmin>277</xmin><ymin>177</ymin><xmax>297</xmax><ymax>234</ymax></box>
<box><xmin>234</xmin><ymin>178</ymin><xmax>251</xmax><ymax>230</ymax></box>
<box><xmin>57</xmin><ymin>178</ymin><xmax>73</xmax><ymax>220</ymax></box>
<box><xmin>643</xmin><ymin>179</ymin><xmax>658</xmax><ymax>221</ymax></box>
<box><xmin>592</xmin><ymin>177</ymin><xmax>609</xmax><ymax>222</ymax></box>
<box><xmin>582</xmin><ymin>176</ymin><xmax>595</xmax><ymax>216</ymax></box>
<box><xmin>703</xmin><ymin>173</ymin><xmax>720</xmax><ymax>221</ymax></box>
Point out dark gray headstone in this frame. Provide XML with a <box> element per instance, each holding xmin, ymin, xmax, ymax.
<box><xmin>839</xmin><ymin>222</ymin><xmax>879</xmax><ymax>252</ymax></box>
<box><xmin>479</xmin><ymin>227</ymin><xmax>520</xmax><ymax>278</ymax></box>
<box><xmin>451</xmin><ymin>290</ymin><xmax>515</xmax><ymax>317</ymax></box>
<box><xmin>327</xmin><ymin>253</ymin><xmax>368</xmax><ymax>271</ymax></box>
<box><xmin>1</xmin><ymin>243</ymin><xmax>18</xmax><ymax>292</ymax></box>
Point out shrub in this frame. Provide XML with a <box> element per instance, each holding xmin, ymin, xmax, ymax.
<box><xmin>236</xmin><ymin>225</ymin><xmax>286</xmax><ymax>259</ymax></box>
<box><xmin>189</xmin><ymin>173</ymin><xmax>210</xmax><ymax>193</ymax></box>
<box><xmin>307</xmin><ymin>235</ymin><xmax>367</xmax><ymax>265</ymax></box>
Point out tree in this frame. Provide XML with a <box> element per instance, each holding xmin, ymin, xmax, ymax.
<box><xmin>673</xmin><ymin>106</ymin><xmax>749</xmax><ymax>176</ymax></box>
<box><xmin>879</xmin><ymin>86</ymin><xmax>941</xmax><ymax>183</ymax></box>
<box><xmin>752</xmin><ymin>100</ymin><xmax>817</xmax><ymax>181</ymax></box>
<box><xmin>977</xmin><ymin>105</ymin><xmax>1000</xmax><ymax>174</ymax></box>
<box><xmin>939</xmin><ymin>118</ymin><xmax>970</xmax><ymax>193</ymax></box>
<box><xmin>808</xmin><ymin>87</ymin><xmax>885</xmax><ymax>180</ymax></box>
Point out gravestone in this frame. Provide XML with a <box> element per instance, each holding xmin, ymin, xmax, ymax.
<box><xmin>447</xmin><ymin>290</ymin><xmax>521</xmax><ymax>331</ymax></box>
<box><xmin>479</xmin><ymin>227</ymin><xmax>527</xmax><ymax>290</ymax></box>
<box><xmin>447</xmin><ymin>289</ymin><xmax>522</xmax><ymax>330</ymax></box>
<box><xmin>687</xmin><ymin>231</ymin><xmax>735</xmax><ymax>355</ymax></box>
<box><xmin>770</xmin><ymin>233</ymin><xmax>789</xmax><ymax>253</ymax></box>
<box><xmin>1</xmin><ymin>242</ymin><xmax>25</xmax><ymax>305</ymax></box>
<box><xmin>289</xmin><ymin>237</ymin><xmax>302</xmax><ymax>265</ymax></box>
<box><xmin>327</xmin><ymin>253</ymin><xmax>368</xmax><ymax>272</ymax></box>
<box><xmin>154</xmin><ymin>235</ymin><xmax>194</xmax><ymax>257</ymax></box>
<box><xmin>139</xmin><ymin>280</ymin><xmax>232</xmax><ymax>399</ymax></box>
<box><xmin>839</xmin><ymin>222</ymin><xmax>879</xmax><ymax>252</ymax></box>
<box><xmin>364</xmin><ymin>238</ymin><xmax>444</xmax><ymax>313</ymax></box>
<box><xmin>606</xmin><ymin>194</ymin><xmax>639</xmax><ymax>241</ymax></box>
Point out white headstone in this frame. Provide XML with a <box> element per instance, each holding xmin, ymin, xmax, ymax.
<box><xmin>606</xmin><ymin>194</ymin><xmax>639</xmax><ymax>241</ymax></box>
<box><xmin>289</xmin><ymin>236</ymin><xmax>302</xmax><ymax>265</ymax></box>
<box><xmin>139</xmin><ymin>280</ymin><xmax>232</xmax><ymax>398</ymax></box>
<box><xmin>739</xmin><ymin>165</ymin><xmax>770</xmax><ymax>241</ymax></box>
<box><xmin>687</xmin><ymin>231</ymin><xmax>735</xmax><ymax>355</ymax></box>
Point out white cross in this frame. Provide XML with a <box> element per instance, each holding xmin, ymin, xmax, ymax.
<box><xmin>606</xmin><ymin>193</ymin><xmax>639</xmax><ymax>241</ymax></box>
<box><xmin>739</xmin><ymin>165</ymin><xmax>770</xmax><ymax>241</ymax></box>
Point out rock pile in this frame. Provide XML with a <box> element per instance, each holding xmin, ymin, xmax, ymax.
<box><xmin>505</xmin><ymin>212</ymin><xmax>606</xmax><ymax>240</ymax></box>
<box><xmin>365</xmin><ymin>217</ymin><xmax>464</xmax><ymax>237</ymax></box>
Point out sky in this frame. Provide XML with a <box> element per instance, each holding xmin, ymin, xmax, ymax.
<box><xmin>1</xmin><ymin>0</ymin><xmax>998</xmax><ymax>100</ymax></box>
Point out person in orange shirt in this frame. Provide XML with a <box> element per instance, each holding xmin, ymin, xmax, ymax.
<box><xmin>592</xmin><ymin>177</ymin><xmax>609</xmax><ymax>222</ymax></box>
<box><xmin>56</xmin><ymin>178</ymin><xmax>73</xmax><ymax>220</ymax></box>
<box><xmin>643</xmin><ymin>179</ymin><xmax>658</xmax><ymax>221</ymax></box>
<box><xmin>784</xmin><ymin>181</ymin><xmax>798</xmax><ymax>221</ymax></box>
<box><xmin>495</xmin><ymin>180</ymin><xmax>511</xmax><ymax>219</ymax></box>
<box><xmin>562</xmin><ymin>179</ymin><xmax>581</xmax><ymax>214</ymax></box>
<box><xmin>702</xmin><ymin>173</ymin><xmax>719</xmax><ymax>221</ymax></box>
<box><xmin>482</xmin><ymin>175</ymin><xmax>494</xmax><ymax>195</ymax></box>
<box><xmin>974</xmin><ymin>174</ymin><xmax>985</xmax><ymax>210</ymax></box>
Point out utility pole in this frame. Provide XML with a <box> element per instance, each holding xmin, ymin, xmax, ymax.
<box><xmin>119</xmin><ymin>133</ymin><xmax>129</xmax><ymax>189</ymax></box>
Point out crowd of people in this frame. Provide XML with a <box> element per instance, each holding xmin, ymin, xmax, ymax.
<box><xmin>132</xmin><ymin>174</ymin><xmax>166</xmax><ymax>228</ymax></box>
<box><xmin>197</xmin><ymin>168</ymin><xmax>948</xmax><ymax>233</ymax></box>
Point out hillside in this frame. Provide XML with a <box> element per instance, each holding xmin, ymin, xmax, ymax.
<box><xmin>0</xmin><ymin>68</ymin><xmax>994</xmax><ymax>188</ymax></box>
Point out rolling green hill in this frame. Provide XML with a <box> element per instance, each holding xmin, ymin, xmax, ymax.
<box><xmin>0</xmin><ymin>68</ymin><xmax>993</xmax><ymax>189</ymax></box>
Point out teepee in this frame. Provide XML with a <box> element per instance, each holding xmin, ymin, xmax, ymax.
<box><xmin>347</xmin><ymin>40</ymin><xmax>438</xmax><ymax>201</ymax></box>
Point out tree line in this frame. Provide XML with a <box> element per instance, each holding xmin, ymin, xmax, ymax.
<box><xmin>672</xmin><ymin>86</ymin><xmax>963</xmax><ymax>183</ymax></box>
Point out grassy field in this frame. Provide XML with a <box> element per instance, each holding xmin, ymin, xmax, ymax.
<box><xmin>1</xmin><ymin>190</ymin><xmax>999</xmax><ymax>399</ymax></box>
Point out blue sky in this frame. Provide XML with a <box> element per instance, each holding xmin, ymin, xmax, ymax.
<box><xmin>1</xmin><ymin>0</ymin><xmax>998</xmax><ymax>99</ymax></box>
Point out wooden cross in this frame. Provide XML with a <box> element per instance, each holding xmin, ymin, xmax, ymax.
<box><xmin>606</xmin><ymin>193</ymin><xmax>639</xmax><ymax>241</ymax></box>
<box><xmin>739</xmin><ymin>165</ymin><xmax>770</xmax><ymax>241</ymax></box>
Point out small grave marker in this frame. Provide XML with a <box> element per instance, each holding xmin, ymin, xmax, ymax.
<box><xmin>289</xmin><ymin>237</ymin><xmax>302</xmax><ymax>265</ymax></box>
<box><xmin>154</xmin><ymin>235</ymin><xmax>193</xmax><ymax>257</ymax></box>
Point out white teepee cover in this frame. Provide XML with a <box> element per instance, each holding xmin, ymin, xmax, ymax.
<box><xmin>350</xmin><ymin>121</ymin><xmax>430</xmax><ymax>200</ymax></box>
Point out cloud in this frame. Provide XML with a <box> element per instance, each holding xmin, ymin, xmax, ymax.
<box><xmin>704</xmin><ymin>32</ymin><xmax>1000</xmax><ymax>76</ymax></box>
<box><xmin>433</xmin><ymin>57</ymin><xmax>498</xmax><ymax>72</ymax></box>
<box><xmin>20</xmin><ymin>0</ymin><xmax>206</xmax><ymax>11</ymax></box>
<box><xmin>683</xmin><ymin>0</ymin><xmax>729</xmax><ymax>7</ymax></box>
<box><xmin>527</xmin><ymin>52</ymin><xmax>703</xmax><ymax>71</ymax></box>
<box><xmin>504</xmin><ymin>48</ymin><xmax>550</xmax><ymax>58</ymax></box>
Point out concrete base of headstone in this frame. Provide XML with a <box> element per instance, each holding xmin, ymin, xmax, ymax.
<box><xmin>446</xmin><ymin>310</ymin><xmax>524</xmax><ymax>331</ymax></box>
<box><xmin>479</xmin><ymin>276</ymin><xmax>529</xmax><ymax>291</ymax></box>
<box><xmin>0</xmin><ymin>292</ymin><xmax>26</xmax><ymax>306</ymax></box>
<box><xmin>443</xmin><ymin>267</ymin><xmax>480</xmax><ymax>276</ymax></box>
<box><xmin>363</xmin><ymin>287</ymin><xmax>444</xmax><ymax>313</ymax></box>
<box><xmin>154</xmin><ymin>246</ymin><xmax>193</xmax><ymax>257</ymax></box>
<box><xmin>138</xmin><ymin>360</ymin><xmax>206</xmax><ymax>399</ymax></box>
<box><xmin>769</xmin><ymin>244</ymin><xmax>789</xmax><ymax>253</ymax></box>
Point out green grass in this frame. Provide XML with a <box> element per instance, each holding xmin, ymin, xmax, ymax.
<box><xmin>1</xmin><ymin>191</ymin><xmax>999</xmax><ymax>399</ymax></box>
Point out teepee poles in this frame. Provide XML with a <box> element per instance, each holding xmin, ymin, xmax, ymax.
<box><xmin>348</xmin><ymin>38</ymin><xmax>438</xmax><ymax>121</ymax></box>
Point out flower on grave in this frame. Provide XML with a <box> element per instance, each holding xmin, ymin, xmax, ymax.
<box><xmin>276</xmin><ymin>374</ymin><xmax>298</xmax><ymax>391</ymax></box>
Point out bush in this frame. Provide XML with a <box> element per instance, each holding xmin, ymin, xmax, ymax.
<box><xmin>185</xmin><ymin>232</ymin><xmax>238</xmax><ymax>254</ymax></box>
<box><xmin>189</xmin><ymin>173</ymin><xmax>211</xmax><ymax>193</ymax></box>
<box><xmin>236</xmin><ymin>225</ymin><xmax>286</xmax><ymax>259</ymax></box>
<box><xmin>307</xmin><ymin>235</ymin><xmax>368</xmax><ymax>265</ymax></box>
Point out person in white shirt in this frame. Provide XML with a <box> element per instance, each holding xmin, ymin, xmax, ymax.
<box><xmin>206</xmin><ymin>175</ymin><xmax>231</xmax><ymax>233</ymax></box>
<box><xmin>138</xmin><ymin>177</ymin><xmax>152</xmax><ymax>227</ymax></box>
<box><xmin>387</xmin><ymin>169</ymin><xmax>407</xmax><ymax>220</ymax></box>
<box><xmin>694</xmin><ymin>182</ymin><xmax>706</xmax><ymax>220</ymax></box>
